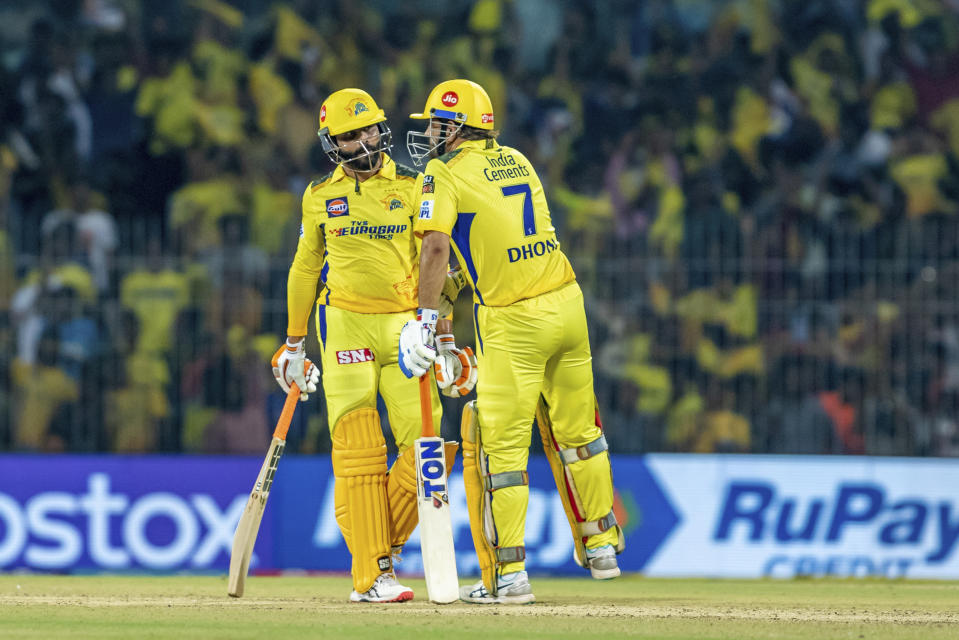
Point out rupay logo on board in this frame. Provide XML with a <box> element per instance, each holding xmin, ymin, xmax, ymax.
<box><xmin>642</xmin><ymin>455</ymin><xmax>959</xmax><ymax>580</ymax></box>
<box><xmin>0</xmin><ymin>473</ymin><xmax>247</xmax><ymax>570</ymax></box>
<box><xmin>713</xmin><ymin>481</ymin><xmax>959</xmax><ymax>577</ymax></box>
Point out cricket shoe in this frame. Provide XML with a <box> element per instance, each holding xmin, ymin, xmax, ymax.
<box><xmin>349</xmin><ymin>572</ymin><xmax>414</xmax><ymax>603</ymax></box>
<box><xmin>585</xmin><ymin>544</ymin><xmax>620</xmax><ymax>580</ymax></box>
<box><xmin>459</xmin><ymin>571</ymin><xmax>535</xmax><ymax>605</ymax></box>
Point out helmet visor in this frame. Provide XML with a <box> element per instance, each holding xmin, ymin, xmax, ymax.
<box><xmin>320</xmin><ymin>122</ymin><xmax>393</xmax><ymax>169</ymax></box>
<box><xmin>405</xmin><ymin>119</ymin><xmax>463</xmax><ymax>166</ymax></box>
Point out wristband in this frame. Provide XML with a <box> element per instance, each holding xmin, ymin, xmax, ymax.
<box><xmin>417</xmin><ymin>308</ymin><xmax>439</xmax><ymax>330</ymax></box>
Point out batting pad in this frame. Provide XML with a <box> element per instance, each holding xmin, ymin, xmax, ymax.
<box><xmin>461</xmin><ymin>401</ymin><xmax>530</xmax><ymax>593</ymax></box>
<box><xmin>386</xmin><ymin>441</ymin><xmax>459</xmax><ymax>551</ymax></box>
<box><xmin>332</xmin><ymin>408</ymin><xmax>391</xmax><ymax>593</ymax></box>
<box><xmin>536</xmin><ymin>395</ymin><xmax>624</xmax><ymax>570</ymax></box>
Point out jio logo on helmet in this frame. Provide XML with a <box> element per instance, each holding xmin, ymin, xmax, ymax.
<box><xmin>441</xmin><ymin>91</ymin><xmax>459</xmax><ymax>107</ymax></box>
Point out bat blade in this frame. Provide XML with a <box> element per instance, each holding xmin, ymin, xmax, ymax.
<box><xmin>227</xmin><ymin>437</ymin><xmax>284</xmax><ymax>597</ymax></box>
<box><xmin>226</xmin><ymin>385</ymin><xmax>299</xmax><ymax>598</ymax></box>
<box><xmin>415</xmin><ymin>435</ymin><xmax>459</xmax><ymax>604</ymax></box>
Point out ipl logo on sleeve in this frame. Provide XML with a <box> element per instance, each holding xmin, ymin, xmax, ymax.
<box><xmin>326</xmin><ymin>197</ymin><xmax>349</xmax><ymax>217</ymax></box>
<box><xmin>419</xmin><ymin>200</ymin><xmax>434</xmax><ymax>220</ymax></box>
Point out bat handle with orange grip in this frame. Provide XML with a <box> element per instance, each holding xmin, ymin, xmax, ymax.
<box><xmin>419</xmin><ymin>375</ymin><xmax>436</xmax><ymax>438</ymax></box>
<box><xmin>272</xmin><ymin>384</ymin><xmax>300</xmax><ymax>441</ymax></box>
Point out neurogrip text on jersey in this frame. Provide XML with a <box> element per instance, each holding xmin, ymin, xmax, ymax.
<box><xmin>507</xmin><ymin>238</ymin><xmax>559</xmax><ymax>263</ymax></box>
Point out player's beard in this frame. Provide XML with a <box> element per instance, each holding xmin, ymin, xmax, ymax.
<box><xmin>342</xmin><ymin>145</ymin><xmax>380</xmax><ymax>172</ymax></box>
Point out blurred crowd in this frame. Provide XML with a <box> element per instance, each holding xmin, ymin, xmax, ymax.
<box><xmin>2</xmin><ymin>0</ymin><xmax>959</xmax><ymax>457</ymax></box>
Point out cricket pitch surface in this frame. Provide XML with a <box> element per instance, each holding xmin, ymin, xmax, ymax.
<box><xmin>2</xmin><ymin>574</ymin><xmax>958</xmax><ymax>639</ymax></box>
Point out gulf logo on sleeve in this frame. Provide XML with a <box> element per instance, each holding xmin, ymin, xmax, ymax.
<box><xmin>326</xmin><ymin>198</ymin><xmax>349</xmax><ymax>217</ymax></box>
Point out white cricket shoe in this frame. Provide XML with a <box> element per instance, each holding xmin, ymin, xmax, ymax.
<box><xmin>459</xmin><ymin>571</ymin><xmax>535</xmax><ymax>604</ymax></box>
<box><xmin>349</xmin><ymin>572</ymin><xmax>414</xmax><ymax>603</ymax></box>
<box><xmin>585</xmin><ymin>544</ymin><xmax>621</xmax><ymax>579</ymax></box>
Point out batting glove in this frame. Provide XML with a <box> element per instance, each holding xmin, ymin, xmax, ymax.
<box><xmin>438</xmin><ymin>268</ymin><xmax>469</xmax><ymax>317</ymax></box>
<box><xmin>433</xmin><ymin>334</ymin><xmax>477</xmax><ymax>397</ymax></box>
<box><xmin>399</xmin><ymin>308</ymin><xmax>438</xmax><ymax>378</ymax></box>
<box><xmin>271</xmin><ymin>338</ymin><xmax>320</xmax><ymax>401</ymax></box>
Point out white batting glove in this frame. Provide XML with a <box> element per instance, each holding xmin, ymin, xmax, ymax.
<box><xmin>438</xmin><ymin>268</ymin><xmax>469</xmax><ymax>317</ymax></box>
<box><xmin>433</xmin><ymin>334</ymin><xmax>478</xmax><ymax>397</ymax></box>
<box><xmin>399</xmin><ymin>308</ymin><xmax>438</xmax><ymax>378</ymax></box>
<box><xmin>271</xmin><ymin>338</ymin><xmax>320</xmax><ymax>401</ymax></box>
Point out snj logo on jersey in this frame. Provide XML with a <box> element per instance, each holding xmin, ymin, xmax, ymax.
<box><xmin>337</xmin><ymin>348</ymin><xmax>374</xmax><ymax>364</ymax></box>
<box><xmin>326</xmin><ymin>197</ymin><xmax>349</xmax><ymax>217</ymax></box>
<box><xmin>320</xmin><ymin>104</ymin><xmax>327</xmax><ymax>122</ymax></box>
<box><xmin>441</xmin><ymin>91</ymin><xmax>458</xmax><ymax>107</ymax></box>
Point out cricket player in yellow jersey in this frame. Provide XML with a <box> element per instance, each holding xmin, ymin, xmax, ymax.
<box><xmin>272</xmin><ymin>88</ymin><xmax>476</xmax><ymax>603</ymax></box>
<box><xmin>399</xmin><ymin>80</ymin><xmax>624</xmax><ymax>604</ymax></box>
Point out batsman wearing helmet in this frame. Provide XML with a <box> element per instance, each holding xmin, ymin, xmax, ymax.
<box><xmin>399</xmin><ymin>80</ymin><xmax>624</xmax><ymax>604</ymax></box>
<box><xmin>274</xmin><ymin>88</ymin><xmax>475</xmax><ymax>603</ymax></box>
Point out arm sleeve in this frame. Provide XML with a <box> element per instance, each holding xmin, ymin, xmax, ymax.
<box><xmin>413</xmin><ymin>159</ymin><xmax>458</xmax><ymax>236</ymax></box>
<box><xmin>286</xmin><ymin>189</ymin><xmax>326</xmax><ymax>336</ymax></box>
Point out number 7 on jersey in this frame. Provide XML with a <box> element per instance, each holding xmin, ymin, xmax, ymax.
<box><xmin>501</xmin><ymin>183</ymin><xmax>536</xmax><ymax>236</ymax></box>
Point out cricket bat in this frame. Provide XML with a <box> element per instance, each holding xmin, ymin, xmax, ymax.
<box><xmin>227</xmin><ymin>384</ymin><xmax>300</xmax><ymax>597</ymax></box>
<box><xmin>415</xmin><ymin>375</ymin><xmax>460</xmax><ymax>604</ymax></box>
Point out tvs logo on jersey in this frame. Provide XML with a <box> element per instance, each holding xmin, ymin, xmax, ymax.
<box><xmin>336</xmin><ymin>349</ymin><xmax>374</xmax><ymax>364</ymax></box>
<box><xmin>320</xmin><ymin>104</ymin><xmax>327</xmax><ymax>123</ymax></box>
<box><xmin>481</xmin><ymin>113</ymin><xmax>494</xmax><ymax>124</ymax></box>
<box><xmin>441</xmin><ymin>92</ymin><xmax>458</xmax><ymax>107</ymax></box>
<box><xmin>326</xmin><ymin>198</ymin><xmax>349</xmax><ymax>217</ymax></box>
<box><xmin>422</xmin><ymin>175</ymin><xmax>435</xmax><ymax>194</ymax></box>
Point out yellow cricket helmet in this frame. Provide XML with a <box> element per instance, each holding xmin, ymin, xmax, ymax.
<box><xmin>407</xmin><ymin>79</ymin><xmax>495</xmax><ymax>165</ymax></box>
<box><xmin>317</xmin><ymin>88</ymin><xmax>386</xmax><ymax>136</ymax></box>
<box><xmin>410</xmin><ymin>79</ymin><xmax>495</xmax><ymax>130</ymax></box>
<box><xmin>317</xmin><ymin>88</ymin><xmax>392</xmax><ymax>167</ymax></box>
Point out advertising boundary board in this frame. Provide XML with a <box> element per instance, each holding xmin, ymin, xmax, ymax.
<box><xmin>1</xmin><ymin>454</ymin><xmax>957</xmax><ymax>579</ymax></box>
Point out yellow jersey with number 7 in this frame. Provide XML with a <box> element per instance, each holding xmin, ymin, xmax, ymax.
<box><xmin>414</xmin><ymin>139</ymin><xmax>575</xmax><ymax>306</ymax></box>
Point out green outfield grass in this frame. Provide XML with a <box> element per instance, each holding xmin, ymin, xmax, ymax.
<box><xmin>1</xmin><ymin>574</ymin><xmax>957</xmax><ymax>639</ymax></box>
